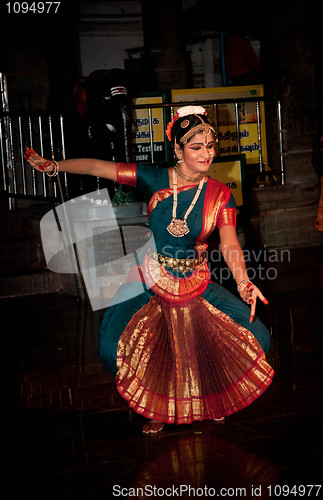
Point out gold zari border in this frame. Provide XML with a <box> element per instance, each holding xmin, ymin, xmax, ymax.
<box><xmin>147</xmin><ymin>184</ymin><xmax>199</xmax><ymax>217</ymax></box>
<box><xmin>142</xmin><ymin>253</ymin><xmax>210</xmax><ymax>303</ymax></box>
<box><xmin>116</xmin><ymin>295</ymin><xmax>274</xmax><ymax>425</ymax></box>
<box><xmin>217</xmin><ymin>207</ymin><xmax>237</xmax><ymax>228</ymax></box>
<box><xmin>116</xmin><ymin>162</ymin><xmax>137</xmax><ymax>187</ymax></box>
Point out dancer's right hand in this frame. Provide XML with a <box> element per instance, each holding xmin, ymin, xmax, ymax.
<box><xmin>24</xmin><ymin>147</ymin><xmax>55</xmax><ymax>173</ymax></box>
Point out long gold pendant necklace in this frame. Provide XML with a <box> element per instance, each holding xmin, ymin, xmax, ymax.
<box><xmin>167</xmin><ymin>168</ymin><xmax>204</xmax><ymax>237</ymax></box>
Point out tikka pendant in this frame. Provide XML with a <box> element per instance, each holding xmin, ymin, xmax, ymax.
<box><xmin>167</xmin><ymin>218</ymin><xmax>190</xmax><ymax>237</ymax></box>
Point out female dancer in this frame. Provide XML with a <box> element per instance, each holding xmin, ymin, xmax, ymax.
<box><xmin>25</xmin><ymin>106</ymin><xmax>274</xmax><ymax>435</ymax></box>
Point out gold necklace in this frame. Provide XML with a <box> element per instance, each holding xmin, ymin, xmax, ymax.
<box><xmin>167</xmin><ymin>169</ymin><xmax>204</xmax><ymax>237</ymax></box>
<box><xmin>174</xmin><ymin>163</ymin><xmax>206</xmax><ymax>182</ymax></box>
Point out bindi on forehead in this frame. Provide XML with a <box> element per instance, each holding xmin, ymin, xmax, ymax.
<box><xmin>189</xmin><ymin>131</ymin><xmax>215</xmax><ymax>145</ymax></box>
<box><xmin>189</xmin><ymin>140</ymin><xmax>215</xmax><ymax>146</ymax></box>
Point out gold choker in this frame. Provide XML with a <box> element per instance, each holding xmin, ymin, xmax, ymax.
<box><xmin>174</xmin><ymin>164</ymin><xmax>206</xmax><ymax>182</ymax></box>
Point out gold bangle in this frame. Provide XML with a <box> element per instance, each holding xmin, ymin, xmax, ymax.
<box><xmin>46</xmin><ymin>160</ymin><xmax>59</xmax><ymax>177</ymax></box>
<box><xmin>237</xmin><ymin>279</ymin><xmax>251</xmax><ymax>292</ymax></box>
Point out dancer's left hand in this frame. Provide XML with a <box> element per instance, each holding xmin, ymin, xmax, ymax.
<box><xmin>239</xmin><ymin>282</ymin><xmax>268</xmax><ymax>323</ymax></box>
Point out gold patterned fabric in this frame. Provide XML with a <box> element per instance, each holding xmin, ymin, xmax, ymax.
<box><xmin>147</xmin><ymin>185</ymin><xmax>195</xmax><ymax>217</ymax></box>
<box><xmin>116</xmin><ymin>295</ymin><xmax>274</xmax><ymax>424</ymax></box>
<box><xmin>140</xmin><ymin>178</ymin><xmax>233</xmax><ymax>304</ymax></box>
<box><xmin>141</xmin><ymin>252</ymin><xmax>210</xmax><ymax>303</ymax></box>
<box><xmin>217</xmin><ymin>207</ymin><xmax>237</xmax><ymax>228</ymax></box>
<box><xmin>116</xmin><ymin>162</ymin><xmax>137</xmax><ymax>186</ymax></box>
<box><xmin>99</xmin><ymin>164</ymin><xmax>273</xmax><ymax>425</ymax></box>
<box><xmin>196</xmin><ymin>177</ymin><xmax>233</xmax><ymax>241</ymax></box>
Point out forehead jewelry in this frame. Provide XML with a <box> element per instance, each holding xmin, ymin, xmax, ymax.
<box><xmin>180</xmin><ymin>115</ymin><xmax>216</xmax><ymax>145</ymax></box>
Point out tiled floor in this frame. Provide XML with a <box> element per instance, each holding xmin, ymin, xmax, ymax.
<box><xmin>1</xmin><ymin>246</ymin><xmax>323</xmax><ymax>499</ymax></box>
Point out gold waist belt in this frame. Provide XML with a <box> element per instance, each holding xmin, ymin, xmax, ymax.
<box><xmin>148</xmin><ymin>248</ymin><xmax>204</xmax><ymax>273</ymax></box>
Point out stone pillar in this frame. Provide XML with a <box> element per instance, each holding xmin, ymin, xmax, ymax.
<box><xmin>248</xmin><ymin>4</ymin><xmax>323</xmax><ymax>249</ymax></box>
<box><xmin>141</xmin><ymin>0</ymin><xmax>187</xmax><ymax>90</ymax></box>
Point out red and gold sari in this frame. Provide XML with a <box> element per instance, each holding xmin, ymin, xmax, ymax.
<box><xmin>99</xmin><ymin>163</ymin><xmax>274</xmax><ymax>424</ymax></box>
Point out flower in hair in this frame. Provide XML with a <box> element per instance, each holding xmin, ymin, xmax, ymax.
<box><xmin>165</xmin><ymin>105</ymin><xmax>207</xmax><ymax>141</ymax></box>
<box><xmin>176</xmin><ymin>105</ymin><xmax>206</xmax><ymax>118</ymax></box>
<box><xmin>166</xmin><ymin>115</ymin><xmax>177</xmax><ymax>141</ymax></box>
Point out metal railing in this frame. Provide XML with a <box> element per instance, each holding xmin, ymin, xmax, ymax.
<box><xmin>0</xmin><ymin>72</ymin><xmax>69</xmax><ymax>209</ymax></box>
<box><xmin>130</xmin><ymin>97</ymin><xmax>286</xmax><ymax>184</ymax></box>
<box><xmin>0</xmin><ymin>111</ymin><xmax>69</xmax><ymax>208</ymax></box>
<box><xmin>1</xmin><ymin>73</ymin><xmax>285</xmax><ymax>209</ymax></box>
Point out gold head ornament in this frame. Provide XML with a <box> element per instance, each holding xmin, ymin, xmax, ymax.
<box><xmin>165</xmin><ymin>105</ymin><xmax>216</xmax><ymax>144</ymax></box>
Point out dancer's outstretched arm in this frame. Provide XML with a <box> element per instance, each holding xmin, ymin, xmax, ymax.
<box><xmin>24</xmin><ymin>147</ymin><xmax>118</xmax><ymax>181</ymax></box>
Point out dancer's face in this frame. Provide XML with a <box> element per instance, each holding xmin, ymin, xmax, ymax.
<box><xmin>181</xmin><ymin>132</ymin><xmax>215</xmax><ymax>177</ymax></box>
